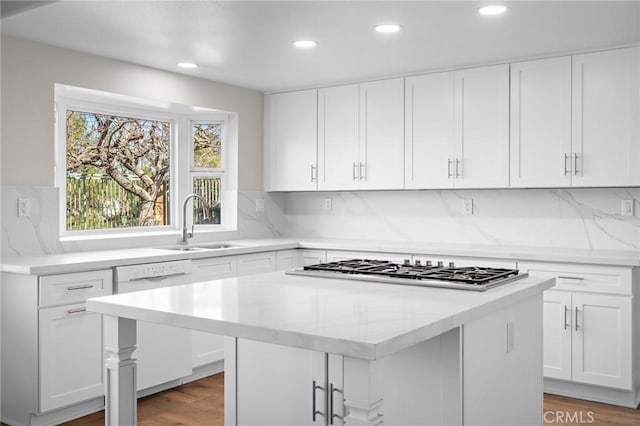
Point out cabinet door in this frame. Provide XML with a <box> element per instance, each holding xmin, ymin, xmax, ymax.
<box><xmin>572</xmin><ymin>293</ymin><xmax>632</xmax><ymax>389</ymax></box>
<box><xmin>405</xmin><ymin>72</ymin><xmax>455</xmax><ymax>189</ymax></box>
<box><xmin>267</xmin><ymin>90</ymin><xmax>318</xmax><ymax>191</ymax></box>
<box><xmin>191</xmin><ymin>256</ymin><xmax>237</xmax><ymax>368</ymax></box>
<box><xmin>39</xmin><ymin>304</ymin><xmax>104</xmax><ymax>412</ymax></box>
<box><xmin>510</xmin><ymin>57</ymin><xmax>572</xmax><ymax>188</ymax></box>
<box><xmin>454</xmin><ymin>64</ymin><xmax>510</xmax><ymax>188</ymax></box>
<box><xmin>542</xmin><ymin>291</ymin><xmax>572</xmax><ymax>381</ymax></box>
<box><xmin>572</xmin><ymin>47</ymin><xmax>640</xmax><ymax>187</ymax></box>
<box><xmin>236</xmin><ymin>339</ymin><xmax>326</xmax><ymax>426</ymax></box>
<box><xmin>359</xmin><ymin>78</ymin><xmax>405</xmax><ymax>190</ymax></box>
<box><xmin>298</xmin><ymin>249</ymin><xmax>327</xmax><ymax>267</ymax></box>
<box><xmin>276</xmin><ymin>249</ymin><xmax>298</xmax><ymax>271</ymax></box>
<box><xmin>318</xmin><ymin>84</ymin><xmax>360</xmax><ymax>190</ymax></box>
<box><xmin>237</xmin><ymin>251</ymin><xmax>277</xmax><ymax>276</ymax></box>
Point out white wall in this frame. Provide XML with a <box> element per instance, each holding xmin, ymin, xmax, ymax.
<box><xmin>284</xmin><ymin>188</ymin><xmax>640</xmax><ymax>251</ymax></box>
<box><xmin>0</xmin><ymin>36</ymin><xmax>263</xmax><ymax>190</ymax></box>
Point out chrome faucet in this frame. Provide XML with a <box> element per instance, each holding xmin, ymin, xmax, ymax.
<box><xmin>181</xmin><ymin>193</ymin><xmax>209</xmax><ymax>245</ymax></box>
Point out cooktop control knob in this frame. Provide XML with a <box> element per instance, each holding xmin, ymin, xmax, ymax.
<box><xmin>437</xmin><ymin>261</ymin><xmax>444</xmax><ymax>267</ymax></box>
<box><xmin>426</xmin><ymin>260</ymin><xmax>432</xmax><ymax>267</ymax></box>
<box><xmin>415</xmin><ymin>259</ymin><xmax>422</xmax><ymax>266</ymax></box>
<box><xmin>449</xmin><ymin>262</ymin><xmax>455</xmax><ymax>267</ymax></box>
<box><xmin>403</xmin><ymin>259</ymin><xmax>411</xmax><ymax>266</ymax></box>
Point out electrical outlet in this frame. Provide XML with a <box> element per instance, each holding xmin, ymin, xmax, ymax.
<box><xmin>462</xmin><ymin>199</ymin><xmax>473</xmax><ymax>215</ymax></box>
<box><xmin>255</xmin><ymin>199</ymin><xmax>265</xmax><ymax>213</ymax></box>
<box><xmin>324</xmin><ymin>198</ymin><xmax>332</xmax><ymax>211</ymax></box>
<box><xmin>621</xmin><ymin>199</ymin><xmax>634</xmax><ymax>216</ymax></box>
<box><xmin>18</xmin><ymin>198</ymin><xmax>30</xmax><ymax>217</ymax></box>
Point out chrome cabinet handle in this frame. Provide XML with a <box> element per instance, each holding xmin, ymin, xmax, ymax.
<box><xmin>455</xmin><ymin>158</ymin><xmax>462</xmax><ymax>179</ymax></box>
<box><xmin>312</xmin><ymin>380</ymin><xmax>324</xmax><ymax>422</ymax></box>
<box><xmin>563</xmin><ymin>305</ymin><xmax>569</xmax><ymax>330</ymax></box>
<box><xmin>67</xmin><ymin>307</ymin><xmax>87</xmax><ymax>315</ymax></box>
<box><xmin>310</xmin><ymin>164</ymin><xmax>317</xmax><ymax>182</ymax></box>
<box><xmin>447</xmin><ymin>159</ymin><xmax>453</xmax><ymax>179</ymax></box>
<box><xmin>352</xmin><ymin>163</ymin><xmax>358</xmax><ymax>181</ymax></box>
<box><xmin>359</xmin><ymin>162</ymin><xmax>367</xmax><ymax>181</ymax></box>
<box><xmin>329</xmin><ymin>383</ymin><xmax>343</xmax><ymax>425</ymax></box>
<box><xmin>66</xmin><ymin>284</ymin><xmax>94</xmax><ymax>291</ymax></box>
<box><xmin>573</xmin><ymin>153</ymin><xmax>580</xmax><ymax>176</ymax></box>
<box><xmin>558</xmin><ymin>276</ymin><xmax>584</xmax><ymax>281</ymax></box>
<box><xmin>563</xmin><ymin>153</ymin><xmax>570</xmax><ymax>176</ymax></box>
<box><xmin>575</xmin><ymin>307</ymin><xmax>580</xmax><ymax>331</ymax></box>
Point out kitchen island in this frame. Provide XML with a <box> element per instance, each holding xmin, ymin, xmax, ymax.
<box><xmin>87</xmin><ymin>271</ymin><xmax>554</xmax><ymax>426</ymax></box>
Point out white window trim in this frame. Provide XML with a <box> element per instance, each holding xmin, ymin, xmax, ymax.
<box><xmin>54</xmin><ymin>84</ymin><xmax>238</xmax><ymax>241</ymax></box>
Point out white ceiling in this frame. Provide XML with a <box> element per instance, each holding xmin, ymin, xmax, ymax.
<box><xmin>1</xmin><ymin>1</ymin><xmax>639</xmax><ymax>93</ymax></box>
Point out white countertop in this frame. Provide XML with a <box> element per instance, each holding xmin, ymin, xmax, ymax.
<box><xmin>2</xmin><ymin>237</ymin><xmax>639</xmax><ymax>275</ymax></box>
<box><xmin>87</xmin><ymin>271</ymin><xmax>554</xmax><ymax>360</ymax></box>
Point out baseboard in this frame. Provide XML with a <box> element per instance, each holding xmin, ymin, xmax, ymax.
<box><xmin>183</xmin><ymin>360</ymin><xmax>224</xmax><ymax>384</ymax></box>
<box><xmin>544</xmin><ymin>378</ymin><xmax>639</xmax><ymax>408</ymax></box>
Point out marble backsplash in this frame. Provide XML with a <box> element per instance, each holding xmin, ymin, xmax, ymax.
<box><xmin>3</xmin><ymin>185</ymin><xmax>639</xmax><ymax>256</ymax></box>
<box><xmin>283</xmin><ymin>188</ymin><xmax>640</xmax><ymax>251</ymax></box>
<box><xmin>1</xmin><ymin>186</ymin><xmax>286</xmax><ymax>256</ymax></box>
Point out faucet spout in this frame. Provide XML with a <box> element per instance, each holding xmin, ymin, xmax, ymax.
<box><xmin>181</xmin><ymin>193</ymin><xmax>209</xmax><ymax>245</ymax></box>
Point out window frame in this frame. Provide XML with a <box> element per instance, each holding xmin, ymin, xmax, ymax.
<box><xmin>54</xmin><ymin>84</ymin><xmax>236</xmax><ymax>239</ymax></box>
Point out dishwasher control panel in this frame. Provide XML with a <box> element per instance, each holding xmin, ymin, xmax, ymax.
<box><xmin>114</xmin><ymin>259</ymin><xmax>193</xmax><ymax>282</ymax></box>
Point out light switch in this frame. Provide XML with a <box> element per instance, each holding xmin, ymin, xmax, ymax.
<box><xmin>18</xmin><ymin>198</ymin><xmax>30</xmax><ymax>217</ymax></box>
<box><xmin>621</xmin><ymin>199</ymin><xmax>634</xmax><ymax>216</ymax></box>
<box><xmin>255</xmin><ymin>199</ymin><xmax>265</xmax><ymax>213</ymax></box>
<box><xmin>324</xmin><ymin>198</ymin><xmax>332</xmax><ymax>211</ymax></box>
<box><xmin>462</xmin><ymin>199</ymin><xmax>473</xmax><ymax>216</ymax></box>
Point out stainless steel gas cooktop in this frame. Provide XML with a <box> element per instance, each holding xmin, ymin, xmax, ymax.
<box><xmin>286</xmin><ymin>259</ymin><xmax>527</xmax><ymax>291</ymax></box>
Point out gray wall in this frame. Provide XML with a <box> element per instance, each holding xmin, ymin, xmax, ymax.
<box><xmin>0</xmin><ymin>36</ymin><xmax>264</xmax><ymax>190</ymax></box>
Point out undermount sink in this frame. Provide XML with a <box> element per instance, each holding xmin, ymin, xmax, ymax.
<box><xmin>156</xmin><ymin>243</ymin><xmax>237</xmax><ymax>251</ymax></box>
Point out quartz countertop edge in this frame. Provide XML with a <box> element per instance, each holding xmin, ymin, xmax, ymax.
<box><xmin>86</xmin><ymin>273</ymin><xmax>555</xmax><ymax>360</ymax></box>
<box><xmin>2</xmin><ymin>237</ymin><xmax>639</xmax><ymax>275</ymax></box>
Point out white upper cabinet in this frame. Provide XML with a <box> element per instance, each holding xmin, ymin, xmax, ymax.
<box><xmin>265</xmin><ymin>89</ymin><xmax>318</xmax><ymax>191</ymax></box>
<box><xmin>572</xmin><ymin>47</ymin><xmax>640</xmax><ymax>187</ymax></box>
<box><xmin>510</xmin><ymin>56</ymin><xmax>572</xmax><ymax>188</ymax></box>
<box><xmin>318</xmin><ymin>84</ymin><xmax>360</xmax><ymax>190</ymax></box>
<box><xmin>358</xmin><ymin>78</ymin><xmax>405</xmax><ymax>190</ymax></box>
<box><xmin>405</xmin><ymin>72</ymin><xmax>455</xmax><ymax>189</ymax></box>
<box><xmin>405</xmin><ymin>65</ymin><xmax>509</xmax><ymax>189</ymax></box>
<box><xmin>318</xmin><ymin>78</ymin><xmax>404</xmax><ymax>190</ymax></box>
<box><xmin>454</xmin><ymin>64</ymin><xmax>510</xmax><ymax>189</ymax></box>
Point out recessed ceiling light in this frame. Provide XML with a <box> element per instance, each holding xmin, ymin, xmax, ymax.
<box><xmin>478</xmin><ymin>5</ymin><xmax>507</xmax><ymax>16</ymax></box>
<box><xmin>293</xmin><ymin>40</ymin><xmax>317</xmax><ymax>48</ymax></box>
<box><xmin>375</xmin><ymin>24</ymin><xmax>401</xmax><ymax>33</ymax></box>
<box><xmin>177</xmin><ymin>62</ymin><xmax>198</xmax><ymax>69</ymax></box>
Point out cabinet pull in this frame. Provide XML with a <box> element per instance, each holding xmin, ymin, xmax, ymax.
<box><xmin>312</xmin><ymin>380</ymin><xmax>324</xmax><ymax>422</ymax></box>
<box><xmin>575</xmin><ymin>307</ymin><xmax>580</xmax><ymax>331</ymax></box>
<box><xmin>67</xmin><ymin>307</ymin><xmax>87</xmax><ymax>315</ymax></box>
<box><xmin>359</xmin><ymin>162</ymin><xmax>367</xmax><ymax>181</ymax></box>
<box><xmin>563</xmin><ymin>153</ymin><xmax>570</xmax><ymax>176</ymax></box>
<box><xmin>329</xmin><ymin>383</ymin><xmax>343</xmax><ymax>425</ymax></box>
<box><xmin>447</xmin><ymin>158</ymin><xmax>453</xmax><ymax>179</ymax></box>
<box><xmin>311</xmin><ymin>164</ymin><xmax>317</xmax><ymax>182</ymax></box>
<box><xmin>573</xmin><ymin>153</ymin><xmax>580</xmax><ymax>176</ymax></box>
<box><xmin>66</xmin><ymin>284</ymin><xmax>94</xmax><ymax>291</ymax></box>
<box><xmin>455</xmin><ymin>158</ymin><xmax>462</xmax><ymax>179</ymax></box>
<box><xmin>558</xmin><ymin>276</ymin><xmax>584</xmax><ymax>281</ymax></box>
<box><xmin>563</xmin><ymin>305</ymin><xmax>569</xmax><ymax>330</ymax></box>
<box><xmin>352</xmin><ymin>162</ymin><xmax>358</xmax><ymax>181</ymax></box>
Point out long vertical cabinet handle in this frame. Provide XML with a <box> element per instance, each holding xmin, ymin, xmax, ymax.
<box><xmin>575</xmin><ymin>307</ymin><xmax>580</xmax><ymax>331</ymax></box>
<box><xmin>311</xmin><ymin>164</ymin><xmax>317</xmax><ymax>182</ymax></box>
<box><xmin>312</xmin><ymin>380</ymin><xmax>324</xmax><ymax>421</ymax></box>
<box><xmin>329</xmin><ymin>383</ymin><xmax>343</xmax><ymax>425</ymax></box>
<box><xmin>352</xmin><ymin>163</ymin><xmax>359</xmax><ymax>181</ymax></box>
<box><xmin>455</xmin><ymin>158</ymin><xmax>462</xmax><ymax>178</ymax></box>
<box><xmin>573</xmin><ymin>153</ymin><xmax>580</xmax><ymax>176</ymax></box>
<box><xmin>447</xmin><ymin>159</ymin><xmax>453</xmax><ymax>179</ymax></box>
<box><xmin>563</xmin><ymin>305</ymin><xmax>569</xmax><ymax>330</ymax></box>
<box><xmin>563</xmin><ymin>153</ymin><xmax>570</xmax><ymax>176</ymax></box>
<box><xmin>359</xmin><ymin>162</ymin><xmax>366</xmax><ymax>181</ymax></box>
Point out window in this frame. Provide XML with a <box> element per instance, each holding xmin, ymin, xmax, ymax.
<box><xmin>55</xmin><ymin>84</ymin><xmax>237</xmax><ymax>237</ymax></box>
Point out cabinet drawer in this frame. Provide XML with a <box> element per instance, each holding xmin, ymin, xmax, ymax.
<box><xmin>192</xmin><ymin>256</ymin><xmax>238</xmax><ymax>282</ymax></box>
<box><xmin>40</xmin><ymin>270</ymin><xmax>113</xmax><ymax>307</ymax></box>
<box><xmin>237</xmin><ymin>252</ymin><xmax>276</xmax><ymax>276</ymax></box>
<box><xmin>518</xmin><ymin>261</ymin><xmax>633</xmax><ymax>295</ymax></box>
<box><xmin>413</xmin><ymin>255</ymin><xmax>516</xmax><ymax>269</ymax></box>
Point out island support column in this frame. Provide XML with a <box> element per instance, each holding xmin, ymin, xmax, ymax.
<box><xmin>343</xmin><ymin>357</ymin><xmax>384</xmax><ymax>426</ymax></box>
<box><xmin>104</xmin><ymin>315</ymin><xmax>137</xmax><ymax>426</ymax></box>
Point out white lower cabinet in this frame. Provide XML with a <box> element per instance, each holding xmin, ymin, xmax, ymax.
<box><xmin>237</xmin><ymin>251</ymin><xmax>277</xmax><ymax>276</ymax></box>
<box><xmin>276</xmin><ymin>249</ymin><xmax>298</xmax><ymax>270</ymax></box>
<box><xmin>522</xmin><ymin>261</ymin><xmax>636</xmax><ymax>393</ymax></box>
<box><xmin>298</xmin><ymin>249</ymin><xmax>327</xmax><ymax>267</ymax></box>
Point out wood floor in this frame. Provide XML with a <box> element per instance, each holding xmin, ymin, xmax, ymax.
<box><xmin>60</xmin><ymin>373</ymin><xmax>640</xmax><ymax>426</ymax></box>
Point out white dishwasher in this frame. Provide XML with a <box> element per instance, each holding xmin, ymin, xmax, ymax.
<box><xmin>114</xmin><ymin>259</ymin><xmax>193</xmax><ymax>392</ymax></box>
